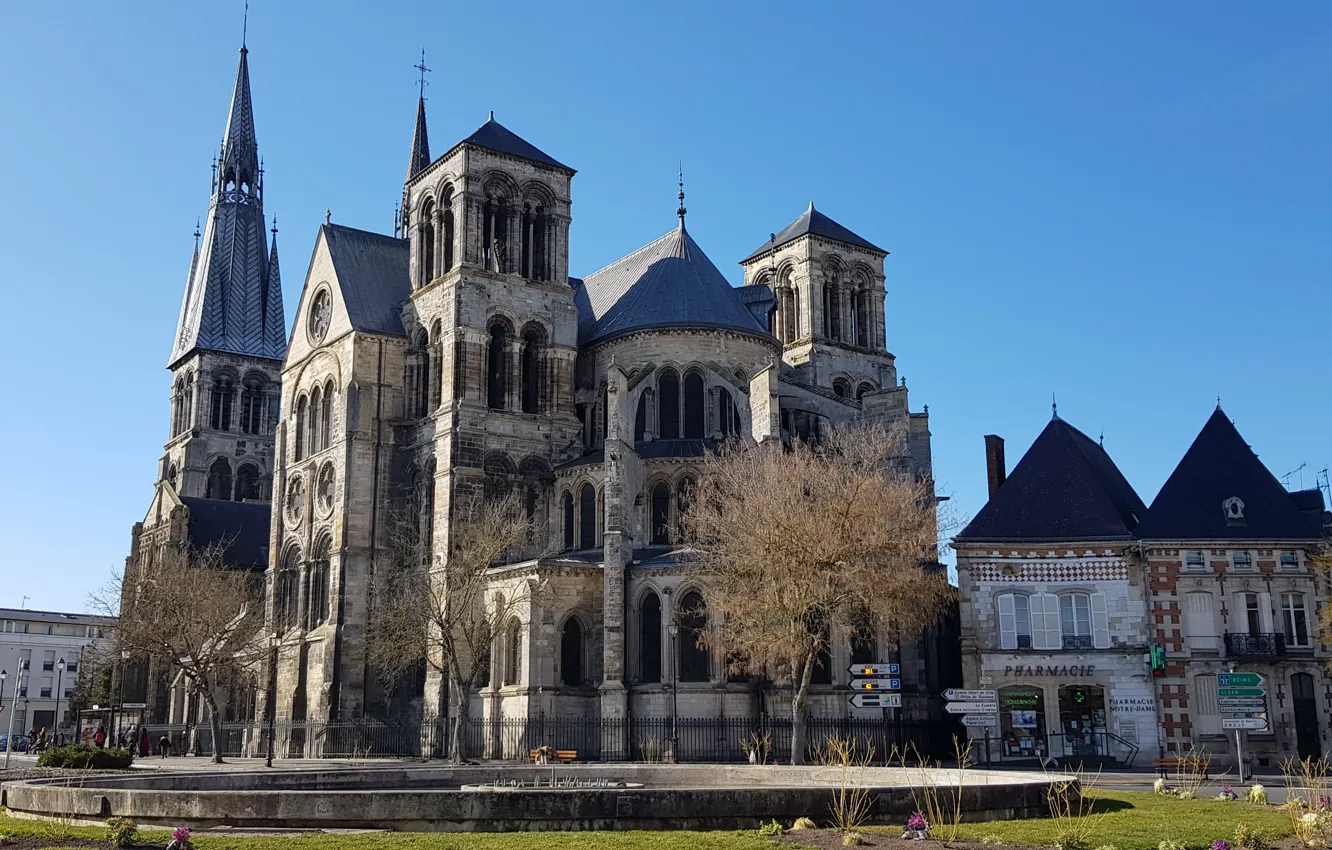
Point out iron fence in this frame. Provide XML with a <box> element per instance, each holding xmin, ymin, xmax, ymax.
<box><xmin>139</xmin><ymin>714</ymin><xmax>959</xmax><ymax>763</ymax></box>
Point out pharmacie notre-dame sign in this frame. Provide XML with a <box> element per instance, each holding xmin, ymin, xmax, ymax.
<box><xmin>1002</xmin><ymin>664</ymin><xmax>1096</xmax><ymax>677</ymax></box>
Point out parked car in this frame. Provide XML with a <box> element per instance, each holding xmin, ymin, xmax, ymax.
<box><xmin>0</xmin><ymin>733</ymin><xmax>31</xmax><ymax>752</ymax></box>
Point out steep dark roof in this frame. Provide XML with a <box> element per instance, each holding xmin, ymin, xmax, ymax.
<box><xmin>575</xmin><ymin>223</ymin><xmax>773</xmax><ymax>347</ymax></box>
<box><xmin>460</xmin><ymin>117</ymin><xmax>572</xmax><ymax>172</ymax></box>
<box><xmin>742</xmin><ymin>202</ymin><xmax>886</xmax><ymax>263</ymax></box>
<box><xmin>1135</xmin><ymin>408</ymin><xmax>1323</xmax><ymax>541</ymax></box>
<box><xmin>180</xmin><ymin>497</ymin><xmax>271</xmax><ymax>569</ymax></box>
<box><xmin>322</xmin><ymin>224</ymin><xmax>410</xmax><ymax>337</ymax></box>
<box><xmin>957</xmin><ymin>418</ymin><xmax>1146</xmax><ymax>542</ymax></box>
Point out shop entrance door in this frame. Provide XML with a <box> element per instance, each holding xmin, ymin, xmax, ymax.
<box><xmin>1292</xmin><ymin>672</ymin><xmax>1321</xmax><ymax>761</ymax></box>
<box><xmin>1058</xmin><ymin>685</ymin><xmax>1106</xmax><ymax>761</ymax></box>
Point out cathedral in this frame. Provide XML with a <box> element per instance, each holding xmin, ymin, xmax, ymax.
<box><xmin>125</xmin><ymin>45</ymin><xmax>957</xmax><ymax>754</ymax></box>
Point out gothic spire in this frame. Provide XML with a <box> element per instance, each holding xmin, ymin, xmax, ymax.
<box><xmin>407</xmin><ymin>51</ymin><xmax>431</xmax><ymax>181</ymax></box>
<box><xmin>169</xmin><ymin>45</ymin><xmax>285</xmax><ymax>367</ymax></box>
<box><xmin>218</xmin><ymin>46</ymin><xmax>259</xmax><ymax>191</ymax></box>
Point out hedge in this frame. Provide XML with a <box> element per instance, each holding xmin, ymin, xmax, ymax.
<box><xmin>37</xmin><ymin>743</ymin><xmax>135</xmax><ymax>769</ymax></box>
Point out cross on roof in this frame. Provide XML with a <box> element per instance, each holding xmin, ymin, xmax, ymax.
<box><xmin>414</xmin><ymin>49</ymin><xmax>431</xmax><ymax>99</ymax></box>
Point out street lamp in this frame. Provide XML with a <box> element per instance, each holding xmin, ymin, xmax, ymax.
<box><xmin>667</xmin><ymin>621</ymin><xmax>679</xmax><ymax>762</ymax></box>
<box><xmin>265</xmin><ymin>635</ymin><xmax>279</xmax><ymax>768</ymax></box>
<box><xmin>115</xmin><ymin>650</ymin><xmax>129</xmax><ymax>745</ymax></box>
<box><xmin>5</xmin><ymin>660</ymin><xmax>26</xmax><ymax>768</ymax></box>
<box><xmin>54</xmin><ymin>658</ymin><xmax>66</xmax><ymax>745</ymax></box>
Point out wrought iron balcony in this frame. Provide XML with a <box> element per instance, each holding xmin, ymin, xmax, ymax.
<box><xmin>1224</xmin><ymin>632</ymin><xmax>1285</xmax><ymax>658</ymax></box>
<box><xmin>1062</xmin><ymin>635</ymin><xmax>1093</xmax><ymax>650</ymax></box>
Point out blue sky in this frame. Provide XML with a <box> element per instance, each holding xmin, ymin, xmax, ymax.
<box><xmin>3</xmin><ymin>2</ymin><xmax>1330</xmax><ymax>612</ymax></box>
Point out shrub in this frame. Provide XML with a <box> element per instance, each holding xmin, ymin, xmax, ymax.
<box><xmin>38</xmin><ymin>743</ymin><xmax>134</xmax><ymax>769</ymax></box>
<box><xmin>106</xmin><ymin>817</ymin><xmax>138</xmax><ymax>848</ymax></box>
<box><xmin>981</xmin><ymin>836</ymin><xmax>1005</xmax><ymax>845</ymax></box>
<box><xmin>1155</xmin><ymin>778</ymin><xmax>1168</xmax><ymax>794</ymax></box>
<box><xmin>1159</xmin><ymin>841</ymin><xmax>1188</xmax><ymax>850</ymax></box>
<box><xmin>758</xmin><ymin>820</ymin><xmax>784</xmax><ymax>837</ymax></box>
<box><xmin>1233</xmin><ymin>824</ymin><xmax>1270</xmax><ymax>850</ymax></box>
<box><xmin>1179</xmin><ymin>791</ymin><xmax>1197</xmax><ymax>801</ymax></box>
<box><xmin>1056</xmin><ymin>831</ymin><xmax>1090</xmax><ymax>850</ymax></box>
<box><xmin>843</xmin><ymin>833</ymin><xmax>865</xmax><ymax>846</ymax></box>
<box><xmin>791</xmin><ymin>818</ymin><xmax>817</xmax><ymax>831</ymax></box>
<box><xmin>1247</xmin><ymin>785</ymin><xmax>1268</xmax><ymax>805</ymax></box>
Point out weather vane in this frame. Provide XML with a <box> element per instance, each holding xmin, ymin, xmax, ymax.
<box><xmin>414</xmin><ymin>49</ymin><xmax>431</xmax><ymax>99</ymax></box>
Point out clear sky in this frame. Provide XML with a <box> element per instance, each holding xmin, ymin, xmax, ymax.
<box><xmin>3</xmin><ymin>2</ymin><xmax>1330</xmax><ymax>612</ymax></box>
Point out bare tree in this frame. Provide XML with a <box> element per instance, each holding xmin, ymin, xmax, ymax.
<box><xmin>93</xmin><ymin>542</ymin><xmax>262</xmax><ymax>764</ymax></box>
<box><xmin>681</xmin><ymin>424</ymin><xmax>952</xmax><ymax>763</ymax></box>
<box><xmin>367</xmin><ymin>489</ymin><xmax>542</xmax><ymax>762</ymax></box>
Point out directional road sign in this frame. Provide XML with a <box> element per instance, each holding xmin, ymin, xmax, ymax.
<box><xmin>945</xmin><ymin>701</ymin><xmax>998</xmax><ymax>714</ymax></box>
<box><xmin>850</xmin><ymin>664</ymin><xmax>900</xmax><ymax>677</ymax></box>
<box><xmin>1222</xmin><ymin>718</ymin><xmax>1269</xmax><ymax>731</ymax></box>
<box><xmin>850</xmin><ymin>693</ymin><xmax>902</xmax><ymax>709</ymax></box>
<box><xmin>943</xmin><ymin>689</ymin><xmax>997</xmax><ymax>702</ymax></box>
<box><xmin>1218</xmin><ymin>673</ymin><xmax>1265</xmax><ymax>688</ymax></box>
<box><xmin>852</xmin><ymin>678</ymin><xmax>901</xmax><ymax>691</ymax></box>
<box><xmin>1219</xmin><ymin>687</ymin><xmax>1266</xmax><ymax>698</ymax></box>
<box><xmin>1219</xmin><ymin>697</ymin><xmax>1267</xmax><ymax>707</ymax></box>
<box><xmin>960</xmin><ymin>714</ymin><xmax>996</xmax><ymax>727</ymax></box>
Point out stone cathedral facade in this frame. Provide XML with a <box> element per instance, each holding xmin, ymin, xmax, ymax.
<box><xmin>126</xmin><ymin>46</ymin><xmax>958</xmax><ymax>745</ymax></box>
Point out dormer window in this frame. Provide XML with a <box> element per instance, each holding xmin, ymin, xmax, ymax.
<box><xmin>1184</xmin><ymin>551</ymin><xmax>1206</xmax><ymax>570</ymax></box>
<box><xmin>1231</xmin><ymin>551</ymin><xmax>1252</xmax><ymax>570</ymax></box>
<box><xmin>1280</xmin><ymin>551</ymin><xmax>1299</xmax><ymax>569</ymax></box>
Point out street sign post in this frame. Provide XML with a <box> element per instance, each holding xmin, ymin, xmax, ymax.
<box><xmin>851</xmin><ymin>679</ymin><xmax>901</xmax><ymax>691</ymax></box>
<box><xmin>1218</xmin><ymin>687</ymin><xmax>1266</xmax><ymax>698</ymax></box>
<box><xmin>943</xmin><ymin>689</ymin><xmax>997</xmax><ymax>702</ymax></box>
<box><xmin>1222</xmin><ymin>718</ymin><xmax>1269</xmax><ymax>731</ymax></box>
<box><xmin>960</xmin><ymin>714</ymin><xmax>995</xmax><ymax>727</ymax></box>
<box><xmin>944</xmin><ymin>701</ymin><xmax>998</xmax><ymax>714</ymax></box>
<box><xmin>849</xmin><ymin>693</ymin><xmax>902</xmax><ymax>709</ymax></box>
<box><xmin>849</xmin><ymin>664</ymin><xmax>900</xmax><ymax>678</ymax></box>
<box><xmin>1218</xmin><ymin>673</ymin><xmax>1265</xmax><ymax>688</ymax></box>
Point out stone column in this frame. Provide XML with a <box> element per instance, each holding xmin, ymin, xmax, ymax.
<box><xmin>433</xmin><ymin>209</ymin><xmax>445</xmax><ymax>281</ymax></box>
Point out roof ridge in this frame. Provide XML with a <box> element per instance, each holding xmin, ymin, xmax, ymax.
<box><xmin>582</xmin><ymin>227</ymin><xmax>685</xmax><ymax>281</ymax></box>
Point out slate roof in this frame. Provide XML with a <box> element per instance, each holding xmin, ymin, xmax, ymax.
<box><xmin>322</xmin><ymin>224</ymin><xmax>411</xmax><ymax>337</ymax></box>
<box><xmin>575</xmin><ymin>223</ymin><xmax>773</xmax><ymax>347</ymax></box>
<box><xmin>459</xmin><ymin>117</ymin><xmax>572</xmax><ymax>173</ymax></box>
<box><xmin>180</xmin><ymin>497</ymin><xmax>271</xmax><ymax>569</ymax></box>
<box><xmin>957</xmin><ymin>417</ymin><xmax>1146</xmax><ymax>542</ymax></box>
<box><xmin>1135</xmin><ymin>408</ymin><xmax>1323</xmax><ymax>541</ymax></box>
<box><xmin>742</xmin><ymin>202</ymin><xmax>886</xmax><ymax>263</ymax></box>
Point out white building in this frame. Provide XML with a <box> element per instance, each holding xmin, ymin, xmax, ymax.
<box><xmin>0</xmin><ymin>608</ymin><xmax>116</xmax><ymax>740</ymax></box>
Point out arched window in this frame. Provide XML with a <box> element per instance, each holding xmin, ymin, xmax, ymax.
<box><xmin>856</xmin><ymin>382</ymin><xmax>874</xmax><ymax>401</ymax></box>
<box><xmin>778</xmin><ymin>285</ymin><xmax>798</xmax><ymax>344</ymax></box>
<box><xmin>240</xmin><ymin>375</ymin><xmax>265</xmax><ymax>434</ymax></box>
<box><xmin>441</xmin><ymin>191</ymin><xmax>455</xmax><ymax>273</ymax></box>
<box><xmin>320</xmin><ymin>381</ymin><xmax>333</xmax><ymax>449</ymax></box>
<box><xmin>418</xmin><ymin>199</ymin><xmax>435</xmax><ymax>288</ymax></box>
<box><xmin>487</xmin><ymin>320</ymin><xmax>510</xmax><ymax>410</ymax></box>
<box><xmin>640</xmin><ymin>592</ymin><xmax>662</xmax><ymax>683</ymax></box>
<box><xmin>718</xmin><ymin>388</ymin><xmax>740</xmax><ymax>437</ymax></box>
<box><xmin>650</xmin><ymin>483</ymin><xmax>671</xmax><ymax>545</ymax></box>
<box><xmin>309</xmin><ymin>386</ymin><xmax>322</xmax><ymax>457</ymax></box>
<box><xmin>678</xmin><ymin>592</ymin><xmax>709</xmax><ymax>682</ymax></box>
<box><xmin>811</xmin><ymin>624</ymin><xmax>833</xmax><ymax>684</ymax></box>
<box><xmin>518</xmin><ymin>457</ymin><xmax>551</xmax><ymax>546</ymax></box>
<box><xmin>171</xmin><ymin>378</ymin><xmax>187</xmax><ymax>436</ymax></box>
<box><xmin>521</xmin><ymin>204</ymin><xmax>534</xmax><ymax>280</ymax></box>
<box><xmin>482</xmin><ymin>452</ymin><xmax>514</xmax><ymax>503</ymax></box>
<box><xmin>832</xmin><ymin>378</ymin><xmax>851</xmax><ymax>398</ymax></box>
<box><xmin>578</xmin><ymin>483</ymin><xmax>597</xmax><ymax>549</ymax></box>
<box><xmin>562</xmin><ymin>490</ymin><xmax>575</xmax><ymax>550</ymax></box>
<box><xmin>307</xmin><ymin>537</ymin><xmax>331</xmax><ymax>630</ymax></box>
<box><xmin>211</xmin><ymin>375</ymin><xmax>235</xmax><ymax>431</ymax></box>
<box><xmin>276</xmin><ymin>547</ymin><xmax>301</xmax><ymax>632</ymax></box>
<box><xmin>850</xmin><ymin>626</ymin><xmax>876</xmax><ymax>666</ymax></box>
<box><xmin>166</xmin><ymin>462</ymin><xmax>178</xmax><ymax>490</ymax></box>
<box><xmin>677</xmin><ymin>476</ymin><xmax>695</xmax><ymax>541</ymax></box>
<box><xmin>532</xmin><ymin>208</ymin><xmax>548</xmax><ymax>281</ymax></box>
<box><xmin>503</xmin><ymin>619</ymin><xmax>521</xmax><ymax>686</ymax></box>
<box><xmin>855</xmin><ymin>288</ymin><xmax>871</xmax><ymax>347</ymax></box>
<box><xmin>634</xmin><ymin>389</ymin><xmax>649</xmax><ymax>441</ymax></box>
<box><xmin>415</xmin><ymin>329</ymin><xmax>431</xmax><ymax>418</ymax></box>
<box><xmin>683</xmin><ymin>371</ymin><xmax>705</xmax><ymax>439</ymax></box>
<box><xmin>658</xmin><ymin>369</ymin><xmax>680</xmax><ymax>439</ymax></box>
<box><xmin>520</xmin><ymin>326</ymin><xmax>543</xmax><ymax>414</ymax></box>
<box><xmin>206</xmin><ymin>458</ymin><xmax>232</xmax><ymax>500</ymax></box>
<box><xmin>235</xmin><ymin>464</ymin><xmax>260</xmax><ymax>501</ymax></box>
<box><xmin>561</xmin><ymin>618</ymin><xmax>583</xmax><ymax>686</ymax></box>
<box><xmin>294</xmin><ymin>395</ymin><xmax>308</xmax><ymax>461</ymax></box>
<box><xmin>823</xmin><ymin>280</ymin><xmax>840</xmax><ymax>340</ymax></box>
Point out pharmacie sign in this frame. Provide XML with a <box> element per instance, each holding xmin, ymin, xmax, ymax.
<box><xmin>1002</xmin><ymin>664</ymin><xmax>1096</xmax><ymax>677</ymax></box>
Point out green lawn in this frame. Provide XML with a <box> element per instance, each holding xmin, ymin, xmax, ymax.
<box><xmin>952</xmin><ymin>790</ymin><xmax>1294</xmax><ymax>850</ymax></box>
<box><xmin>0</xmin><ymin>791</ymin><xmax>1299</xmax><ymax>850</ymax></box>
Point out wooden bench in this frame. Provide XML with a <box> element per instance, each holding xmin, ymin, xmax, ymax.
<box><xmin>529</xmin><ymin>749</ymin><xmax>578</xmax><ymax>764</ymax></box>
<box><xmin>1153</xmin><ymin>757</ymin><xmax>1211</xmax><ymax>780</ymax></box>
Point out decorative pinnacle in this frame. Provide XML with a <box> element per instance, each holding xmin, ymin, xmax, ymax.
<box><xmin>414</xmin><ymin>49</ymin><xmax>430</xmax><ymax>99</ymax></box>
<box><xmin>1052</xmin><ymin>393</ymin><xmax>1059</xmax><ymax>420</ymax></box>
<box><xmin>193</xmin><ymin>218</ymin><xmax>201</xmax><ymax>241</ymax></box>
<box><xmin>325</xmin><ymin>210</ymin><xmax>331</xmax><ymax>225</ymax></box>
<box><xmin>676</xmin><ymin>166</ymin><xmax>686</xmax><ymax>224</ymax></box>
<box><xmin>271</xmin><ymin>215</ymin><xmax>278</xmax><ymax>236</ymax></box>
<box><xmin>242</xmin><ymin>0</ymin><xmax>249</xmax><ymax>48</ymax></box>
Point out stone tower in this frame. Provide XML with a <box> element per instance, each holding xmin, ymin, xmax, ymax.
<box><xmin>164</xmin><ymin>45</ymin><xmax>286</xmax><ymax>502</ymax></box>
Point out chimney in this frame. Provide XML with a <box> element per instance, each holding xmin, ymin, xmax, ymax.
<box><xmin>984</xmin><ymin>435</ymin><xmax>1006</xmax><ymax>498</ymax></box>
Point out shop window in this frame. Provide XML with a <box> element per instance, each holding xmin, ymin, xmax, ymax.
<box><xmin>999</xmin><ymin>686</ymin><xmax>1046</xmax><ymax>758</ymax></box>
<box><xmin>1057</xmin><ymin>685</ymin><xmax>1105</xmax><ymax>758</ymax></box>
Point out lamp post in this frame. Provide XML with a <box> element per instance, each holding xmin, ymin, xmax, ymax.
<box><xmin>114</xmin><ymin>650</ymin><xmax>129</xmax><ymax>745</ymax></box>
<box><xmin>0</xmin><ymin>669</ymin><xmax>7</xmax><ymax>757</ymax></box>
<box><xmin>667</xmin><ymin>621</ymin><xmax>679</xmax><ymax>762</ymax></box>
<box><xmin>54</xmin><ymin>658</ymin><xmax>66</xmax><ymax>745</ymax></box>
<box><xmin>265</xmin><ymin>635</ymin><xmax>279</xmax><ymax>768</ymax></box>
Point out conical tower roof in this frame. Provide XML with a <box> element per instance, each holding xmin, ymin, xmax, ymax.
<box><xmin>406</xmin><ymin>95</ymin><xmax>430</xmax><ymax>181</ymax></box>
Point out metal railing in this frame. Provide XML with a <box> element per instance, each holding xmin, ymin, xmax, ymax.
<box><xmin>136</xmin><ymin>714</ymin><xmax>961</xmax><ymax>763</ymax></box>
<box><xmin>1224</xmin><ymin>632</ymin><xmax>1285</xmax><ymax>657</ymax></box>
<box><xmin>977</xmin><ymin>729</ymin><xmax>1140</xmax><ymax>768</ymax></box>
